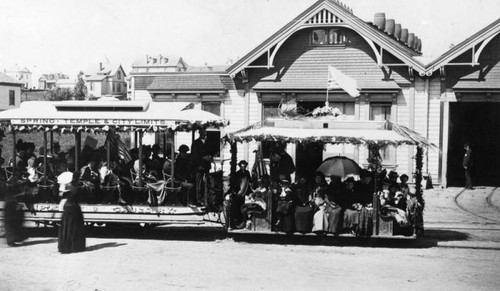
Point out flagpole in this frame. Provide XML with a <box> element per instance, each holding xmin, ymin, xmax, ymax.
<box><xmin>326</xmin><ymin>87</ymin><xmax>329</xmax><ymax>107</ymax></box>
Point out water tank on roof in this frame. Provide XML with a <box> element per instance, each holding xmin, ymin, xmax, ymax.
<box><xmin>374</xmin><ymin>13</ymin><xmax>386</xmax><ymax>30</ymax></box>
<box><xmin>413</xmin><ymin>36</ymin><xmax>419</xmax><ymax>51</ymax></box>
<box><xmin>394</xmin><ymin>24</ymin><xmax>402</xmax><ymax>40</ymax></box>
<box><xmin>417</xmin><ymin>39</ymin><xmax>422</xmax><ymax>52</ymax></box>
<box><xmin>407</xmin><ymin>33</ymin><xmax>415</xmax><ymax>48</ymax></box>
<box><xmin>384</xmin><ymin>19</ymin><xmax>395</xmax><ymax>35</ymax></box>
<box><xmin>400</xmin><ymin>29</ymin><xmax>408</xmax><ymax>44</ymax></box>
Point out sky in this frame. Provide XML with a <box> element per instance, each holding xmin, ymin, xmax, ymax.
<box><xmin>0</xmin><ymin>0</ymin><xmax>499</xmax><ymax>80</ymax></box>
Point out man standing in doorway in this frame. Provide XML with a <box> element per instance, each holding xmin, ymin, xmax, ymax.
<box><xmin>191</xmin><ymin>129</ymin><xmax>211</xmax><ymax>206</ymax></box>
<box><xmin>463</xmin><ymin>143</ymin><xmax>474</xmax><ymax>190</ymax></box>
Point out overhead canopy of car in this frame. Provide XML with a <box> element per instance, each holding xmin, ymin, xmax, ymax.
<box><xmin>0</xmin><ymin>101</ymin><xmax>229</xmax><ymax>133</ymax></box>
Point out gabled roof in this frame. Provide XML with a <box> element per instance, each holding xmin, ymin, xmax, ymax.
<box><xmin>85</xmin><ymin>75</ymin><xmax>107</xmax><ymax>81</ymax></box>
<box><xmin>0</xmin><ymin>72</ymin><xmax>23</xmax><ymax>85</ymax></box>
<box><xmin>147</xmin><ymin>75</ymin><xmax>229</xmax><ymax>92</ymax></box>
<box><xmin>425</xmin><ymin>18</ymin><xmax>500</xmax><ymax>73</ymax></box>
<box><xmin>227</xmin><ymin>0</ymin><xmax>425</xmax><ymax>77</ymax></box>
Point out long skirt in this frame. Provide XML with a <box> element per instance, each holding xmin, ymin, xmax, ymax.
<box><xmin>294</xmin><ymin>205</ymin><xmax>314</xmax><ymax>233</ymax></box>
<box><xmin>4</xmin><ymin>198</ymin><xmax>25</xmax><ymax>245</ymax></box>
<box><xmin>58</xmin><ymin>201</ymin><xmax>86</xmax><ymax>254</ymax></box>
<box><xmin>312</xmin><ymin>206</ymin><xmax>329</xmax><ymax>233</ymax></box>
<box><xmin>343</xmin><ymin>209</ymin><xmax>360</xmax><ymax>231</ymax></box>
<box><xmin>326</xmin><ymin>206</ymin><xmax>342</xmax><ymax>234</ymax></box>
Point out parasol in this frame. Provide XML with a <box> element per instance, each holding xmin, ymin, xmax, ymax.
<box><xmin>316</xmin><ymin>156</ymin><xmax>362</xmax><ymax>180</ymax></box>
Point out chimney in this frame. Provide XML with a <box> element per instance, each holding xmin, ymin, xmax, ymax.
<box><xmin>384</xmin><ymin>19</ymin><xmax>395</xmax><ymax>36</ymax></box>
<box><xmin>400</xmin><ymin>28</ymin><xmax>409</xmax><ymax>44</ymax></box>
<box><xmin>99</xmin><ymin>62</ymin><xmax>103</xmax><ymax>71</ymax></box>
<box><xmin>394</xmin><ymin>24</ymin><xmax>402</xmax><ymax>40</ymax></box>
<box><xmin>374</xmin><ymin>13</ymin><xmax>386</xmax><ymax>30</ymax></box>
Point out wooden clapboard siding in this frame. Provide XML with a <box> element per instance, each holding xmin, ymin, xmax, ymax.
<box><xmin>427</xmin><ymin>79</ymin><xmax>442</xmax><ymax>180</ymax></box>
<box><xmin>248</xmin><ymin>28</ymin><xmax>406</xmax><ymax>90</ymax></box>
<box><xmin>396</xmin><ymin>90</ymin><xmax>411</xmax><ymax>176</ymax></box>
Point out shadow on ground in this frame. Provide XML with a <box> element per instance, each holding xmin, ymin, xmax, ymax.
<box><xmin>21</xmin><ymin>225</ymin><xmax>473</xmax><ymax>249</ymax></box>
<box><xmin>86</xmin><ymin>242</ymin><xmax>127</xmax><ymax>252</ymax></box>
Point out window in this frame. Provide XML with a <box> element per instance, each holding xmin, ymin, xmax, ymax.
<box><xmin>202</xmin><ymin>102</ymin><xmax>221</xmax><ymax>116</ymax></box>
<box><xmin>328</xmin><ymin>102</ymin><xmax>355</xmax><ymax>118</ymax></box>
<box><xmin>90</xmin><ymin>82</ymin><xmax>95</xmax><ymax>91</ymax></box>
<box><xmin>202</xmin><ymin>102</ymin><xmax>221</xmax><ymax>156</ymax></box>
<box><xmin>311</xmin><ymin>29</ymin><xmax>345</xmax><ymax>45</ymax></box>
<box><xmin>117</xmin><ymin>71</ymin><xmax>121</xmax><ymax>80</ymax></box>
<box><xmin>370</xmin><ymin>102</ymin><xmax>395</xmax><ymax>164</ymax></box>
<box><xmin>9</xmin><ymin>90</ymin><xmax>15</xmax><ymax>106</ymax></box>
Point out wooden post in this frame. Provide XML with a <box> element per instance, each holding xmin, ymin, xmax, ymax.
<box><xmin>163</xmin><ymin>132</ymin><xmax>166</xmax><ymax>160</ymax></box>
<box><xmin>50</xmin><ymin>131</ymin><xmax>54</xmax><ymax>155</ymax></box>
<box><xmin>138</xmin><ymin>131</ymin><xmax>143</xmax><ymax>187</ymax></box>
<box><xmin>170</xmin><ymin>130</ymin><xmax>175</xmax><ymax>187</ymax></box>
<box><xmin>106</xmin><ymin>135</ymin><xmax>111</xmax><ymax>167</ymax></box>
<box><xmin>12</xmin><ymin>131</ymin><xmax>16</xmax><ymax>172</ymax></box>
<box><xmin>74</xmin><ymin>132</ymin><xmax>81</xmax><ymax>172</ymax></box>
<box><xmin>43</xmin><ymin>132</ymin><xmax>48</xmax><ymax>178</ymax></box>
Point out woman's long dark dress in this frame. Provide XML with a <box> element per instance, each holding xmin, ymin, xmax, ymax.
<box><xmin>58</xmin><ymin>188</ymin><xmax>86</xmax><ymax>253</ymax></box>
<box><xmin>4</xmin><ymin>196</ymin><xmax>25</xmax><ymax>246</ymax></box>
<box><xmin>293</xmin><ymin>183</ymin><xmax>314</xmax><ymax>233</ymax></box>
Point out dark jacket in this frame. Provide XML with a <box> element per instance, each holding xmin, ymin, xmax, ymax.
<box><xmin>463</xmin><ymin>149</ymin><xmax>473</xmax><ymax>168</ymax></box>
<box><xmin>190</xmin><ymin>138</ymin><xmax>210</xmax><ymax>172</ymax></box>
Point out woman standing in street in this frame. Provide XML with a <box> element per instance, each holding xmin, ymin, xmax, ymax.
<box><xmin>58</xmin><ymin>172</ymin><xmax>86</xmax><ymax>254</ymax></box>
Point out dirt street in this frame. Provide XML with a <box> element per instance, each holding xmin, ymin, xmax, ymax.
<box><xmin>1</xmin><ymin>187</ymin><xmax>500</xmax><ymax>291</ymax></box>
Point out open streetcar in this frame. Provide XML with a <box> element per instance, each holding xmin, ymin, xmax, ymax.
<box><xmin>0</xmin><ymin>100</ymin><xmax>435</xmax><ymax>240</ymax></box>
<box><xmin>223</xmin><ymin>116</ymin><xmax>435</xmax><ymax>238</ymax></box>
<box><xmin>0</xmin><ymin>100</ymin><xmax>228</xmax><ymax>228</ymax></box>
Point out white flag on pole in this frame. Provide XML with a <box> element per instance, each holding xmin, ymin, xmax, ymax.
<box><xmin>327</xmin><ymin>65</ymin><xmax>360</xmax><ymax>97</ymax></box>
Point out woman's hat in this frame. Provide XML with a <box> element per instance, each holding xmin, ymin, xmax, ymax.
<box><xmin>238</xmin><ymin>160</ymin><xmax>248</xmax><ymax>166</ymax></box>
<box><xmin>389</xmin><ymin>170</ymin><xmax>399</xmax><ymax>178</ymax></box>
<box><xmin>178</xmin><ymin>144</ymin><xmax>189</xmax><ymax>152</ymax></box>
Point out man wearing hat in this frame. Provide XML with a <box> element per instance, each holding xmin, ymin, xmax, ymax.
<box><xmin>229</xmin><ymin>160</ymin><xmax>251</xmax><ymax>228</ymax></box>
<box><xmin>174</xmin><ymin>145</ymin><xmax>195</xmax><ymax>206</ymax></box>
<box><xmin>463</xmin><ymin>143</ymin><xmax>474</xmax><ymax>190</ymax></box>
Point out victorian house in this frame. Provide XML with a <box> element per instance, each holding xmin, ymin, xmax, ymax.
<box><xmin>130</xmin><ymin>0</ymin><xmax>500</xmax><ymax>187</ymax></box>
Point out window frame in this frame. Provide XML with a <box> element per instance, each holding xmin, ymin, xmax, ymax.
<box><xmin>9</xmin><ymin>90</ymin><xmax>15</xmax><ymax>106</ymax></box>
<box><xmin>369</xmin><ymin>102</ymin><xmax>396</xmax><ymax>166</ymax></box>
<box><xmin>310</xmin><ymin>28</ymin><xmax>346</xmax><ymax>46</ymax></box>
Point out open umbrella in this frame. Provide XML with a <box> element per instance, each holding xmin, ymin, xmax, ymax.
<box><xmin>316</xmin><ymin>156</ymin><xmax>362</xmax><ymax>180</ymax></box>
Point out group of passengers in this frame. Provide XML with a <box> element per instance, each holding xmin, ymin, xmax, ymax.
<box><xmin>4</xmin><ymin>129</ymin><xmax>213</xmax><ymax>207</ymax></box>
<box><xmin>228</xmin><ymin>152</ymin><xmax>416</xmax><ymax>235</ymax></box>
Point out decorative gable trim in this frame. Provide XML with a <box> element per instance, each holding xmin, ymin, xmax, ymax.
<box><xmin>305</xmin><ymin>9</ymin><xmax>343</xmax><ymax>25</ymax></box>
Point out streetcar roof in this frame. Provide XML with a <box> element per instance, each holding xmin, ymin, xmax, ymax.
<box><xmin>0</xmin><ymin>101</ymin><xmax>228</xmax><ymax>132</ymax></box>
<box><xmin>225</xmin><ymin>118</ymin><xmax>437</xmax><ymax>148</ymax></box>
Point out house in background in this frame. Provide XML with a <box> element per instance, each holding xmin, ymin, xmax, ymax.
<box><xmin>85</xmin><ymin>62</ymin><xmax>127</xmax><ymax>99</ymax></box>
<box><xmin>0</xmin><ymin>72</ymin><xmax>23</xmax><ymax>110</ymax></box>
<box><xmin>55</xmin><ymin>78</ymin><xmax>77</xmax><ymax>90</ymax></box>
<box><xmin>4</xmin><ymin>65</ymin><xmax>32</xmax><ymax>89</ymax></box>
<box><xmin>129</xmin><ymin>55</ymin><xmax>188</xmax><ymax>100</ymax></box>
<box><xmin>38</xmin><ymin>73</ymin><xmax>70</xmax><ymax>90</ymax></box>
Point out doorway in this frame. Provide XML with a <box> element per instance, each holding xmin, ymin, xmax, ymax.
<box><xmin>447</xmin><ymin>102</ymin><xmax>500</xmax><ymax>186</ymax></box>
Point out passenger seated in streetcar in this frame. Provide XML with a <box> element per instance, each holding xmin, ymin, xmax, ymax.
<box><xmin>292</xmin><ymin>176</ymin><xmax>314</xmax><ymax>234</ymax></box>
<box><xmin>174</xmin><ymin>145</ymin><xmax>195</xmax><ymax>206</ymax></box>
<box><xmin>132</xmin><ymin>159</ymin><xmax>157</xmax><ymax>184</ymax></box>
<box><xmin>238</xmin><ymin>177</ymin><xmax>268</xmax><ymax>229</ymax></box>
<box><xmin>356</xmin><ymin>169</ymin><xmax>374</xmax><ymax>207</ymax></box>
<box><xmin>399</xmin><ymin>174</ymin><xmax>410</xmax><ymax>198</ymax></box>
<box><xmin>80</xmin><ymin>155</ymin><xmax>100</xmax><ymax>202</ymax></box>
<box><xmin>274</xmin><ymin>176</ymin><xmax>294</xmax><ymax>233</ymax></box>
<box><xmin>335</xmin><ymin>177</ymin><xmax>359</xmax><ymax>234</ymax></box>
<box><xmin>98</xmin><ymin>161</ymin><xmax>120</xmax><ymax>204</ymax></box>
<box><xmin>26</xmin><ymin>157</ymin><xmax>39</xmax><ymax>184</ymax></box>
